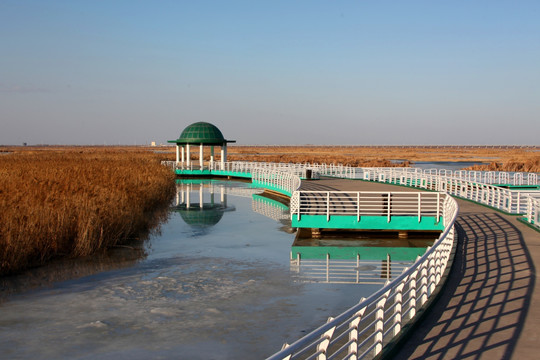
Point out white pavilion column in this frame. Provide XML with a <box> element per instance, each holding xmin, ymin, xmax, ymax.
<box><xmin>175</xmin><ymin>145</ymin><xmax>180</xmax><ymax>163</ymax></box>
<box><xmin>186</xmin><ymin>144</ymin><xmax>191</xmax><ymax>167</ymax></box>
<box><xmin>210</xmin><ymin>146</ymin><xmax>215</xmax><ymax>169</ymax></box>
<box><xmin>199</xmin><ymin>143</ymin><xmax>204</xmax><ymax>169</ymax></box>
<box><xmin>220</xmin><ymin>146</ymin><xmax>225</xmax><ymax>168</ymax></box>
<box><xmin>181</xmin><ymin>146</ymin><xmax>185</xmax><ymax>165</ymax></box>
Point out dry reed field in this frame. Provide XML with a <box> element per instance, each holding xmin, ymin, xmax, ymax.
<box><xmin>0</xmin><ymin>147</ymin><xmax>176</xmax><ymax>275</ymax></box>
<box><xmin>183</xmin><ymin>145</ymin><xmax>540</xmax><ymax>172</ymax></box>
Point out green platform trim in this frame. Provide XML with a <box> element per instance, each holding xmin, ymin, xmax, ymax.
<box><xmin>174</xmin><ymin>169</ymin><xmax>252</xmax><ymax>179</ymax></box>
<box><xmin>291</xmin><ymin>246</ymin><xmax>426</xmax><ymax>261</ymax></box>
<box><xmin>291</xmin><ymin>215</ymin><xmax>443</xmax><ymax>231</ymax></box>
<box><xmin>495</xmin><ymin>184</ymin><xmax>540</xmax><ymax>190</ymax></box>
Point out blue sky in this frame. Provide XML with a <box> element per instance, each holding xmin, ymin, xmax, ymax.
<box><xmin>1</xmin><ymin>1</ymin><xmax>539</xmax><ymax>145</ymax></box>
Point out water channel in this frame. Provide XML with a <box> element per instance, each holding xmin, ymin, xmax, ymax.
<box><xmin>0</xmin><ymin>179</ymin><xmax>431</xmax><ymax>359</ymax></box>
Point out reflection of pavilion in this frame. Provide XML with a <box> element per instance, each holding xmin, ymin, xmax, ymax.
<box><xmin>171</xmin><ymin>181</ymin><xmax>235</xmax><ymax>228</ymax></box>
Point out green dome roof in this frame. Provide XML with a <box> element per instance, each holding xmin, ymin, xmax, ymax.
<box><xmin>168</xmin><ymin>122</ymin><xmax>235</xmax><ymax>145</ymax></box>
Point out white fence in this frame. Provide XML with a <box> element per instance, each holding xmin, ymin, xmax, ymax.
<box><xmin>359</xmin><ymin>169</ymin><xmax>537</xmax><ymax>216</ymax></box>
<box><xmin>329</xmin><ymin>166</ymin><xmax>539</xmax><ymax>186</ymax></box>
<box><xmin>290</xmin><ymin>191</ymin><xmax>442</xmax><ymax>223</ymax></box>
<box><xmin>161</xmin><ymin>160</ymin><xmax>320</xmax><ymax>179</ymax></box>
<box><xmin>267</xmin><ymin>195</ymin><xmax>458</xmax><ymax>360</ymax></box>
<box><xmin>525</xmin><ymin>195</ymin><xmax>540</xmax><ymax>229</ymax></box>
<box><xmin>252</xmin><ymin>168</ymin><xmax>302</xmax><ymax>196</ymax></box>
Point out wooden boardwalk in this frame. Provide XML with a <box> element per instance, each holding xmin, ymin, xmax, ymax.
<box><xmin>309</xmin><ymin>178</ymin><xmax>540</xmax><ymax>360</ymax></box>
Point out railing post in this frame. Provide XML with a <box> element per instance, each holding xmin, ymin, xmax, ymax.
<box><xmin>387</xmin><ymin>192</ymin><xmax>391</xmax><ymax>223</ymax></box>
<box><xmin>417</xmin><ymin>193</ymin><xmax>421</xmax><ymax>222</ymax></box>
<box><xmin>327</xmin><ymin>192</ymin><xmax>330</xmax><ymax>221</ymax></box>
<box><xmin>317</xmin><ymin>318</ymin><xmax>336</xmax><ymax>360</ymax></box>
<box><xmin>357</xmin><ymin>192</ymin><xmax>360</xmax><ymax>221</ymax></box>
<box><xmin>348</xmin><ymin>300</ymin><xmax>366</xmax><ymax>358</ymax></box>
<box><xmin>374</xmin><ymin>292</ymin><xmax>390</xmax><ymax>356</ymax></box>
<box><xmin>394</xmin><ymin>283</ymin><xmax>405</xmax><ymax>336</ymax></box>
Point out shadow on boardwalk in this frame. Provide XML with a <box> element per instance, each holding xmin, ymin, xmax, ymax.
<box><xmin>393</xmin><ymin>210</ymin><xmax>535</xmax><ymax>359</ymax></box>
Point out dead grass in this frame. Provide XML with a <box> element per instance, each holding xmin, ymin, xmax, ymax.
<box><xmin>161</xmin><ymin>145</ymin><xmax>539</xmax><ymax>171</ymax></box>
<box><xmin>0</xmin><ymin>147</ymin><xmax>176</xmax><ymax>275</ymax></box>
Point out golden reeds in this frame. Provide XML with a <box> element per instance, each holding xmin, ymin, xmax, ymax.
<box><xmin>0</xmin><ymin>147</ymin><xmax>176</xmax><ymax>275</ymax></box>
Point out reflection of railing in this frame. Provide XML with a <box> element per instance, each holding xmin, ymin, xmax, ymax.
<box><xmin>268</xmin><ymin>195</ymin><xmax>458</xmax><ymax>360</ymax></box>
<box><xmin>290</xmin><ymin>191</ymin><xmax>442</xmax><ymax>222</ymax></box>
<box><xmin>252</xmin><ymin>195</ymin><xmax>289</xmax><ymax>222</ymax></box>
<box><xmin>291</xmin><ymin>254</ymin><xmax>410</xmax><ymax>285</ymax></box>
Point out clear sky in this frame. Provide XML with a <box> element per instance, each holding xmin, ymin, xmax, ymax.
<box><xmin>1</xmin><ymin>1</ymin><xmax>539</xmax><ymax>146</ymax></box>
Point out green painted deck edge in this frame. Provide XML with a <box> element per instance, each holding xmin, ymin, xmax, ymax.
<box><xmin>175</xmin><ymin>169</ymin><xmax>252</xmax><ymax>179</ymax></box>
<box><xmin>517</xmin><ymin>217</ymin><xmax>540</xmax><ymax>233</ymax></box>
<box><xmin>291</xmin><ymin>215</ymin><xmax>444</xmax><ymax>231</ymax></box>
<box><xmin>495</xmin><ymin>184</ymin><xmax>540</xmax><ymax>190</ymax></box>
<box><xmin>291</xmin><ymin>246</ymin><xmax>426</xmax><ymax>261</ymax></box>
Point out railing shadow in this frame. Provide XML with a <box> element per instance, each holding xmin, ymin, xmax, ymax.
<box><xmin>392</xmin><ymin>211</ymin><xmax>535</xmax><ymax>359</ymax></box>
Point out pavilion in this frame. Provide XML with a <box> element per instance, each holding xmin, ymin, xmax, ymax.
<box><xmin>168</xmin><ymin>122</ymin><xmax>235</xmax><ymax>169</ymax></box>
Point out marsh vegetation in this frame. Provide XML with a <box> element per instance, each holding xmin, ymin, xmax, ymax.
<box><xmin>0</xmin><ymin>147</ymin><xmax>176</xmax><ymax>275</ymax></box>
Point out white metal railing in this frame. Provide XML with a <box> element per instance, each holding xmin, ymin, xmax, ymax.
<box><xmin>290</xmin><ymin>191</ymin><xmax>443</xmax><ymax>223</ymax></box>
<box><xmin>267</xmin><ymin>195</ymin><xmax>458</xmax><ymax>360</ymax></box>
<box><xmin>360</xmin><ymin>169</ymin><xmax>536</xmax><ymax>215</ymax></box>
<box><xmin>355</xmin><ymin>167</ymin><xmax>539</xmax><ymax>186</ymax></box>
<box><xmin>525</xmin><ymin>195</ymin><xmax>540</xmax><ymax>230</ymax></box>
<box><xmin>161</xmin><ymin>160</ymin><xmax>320</xmax><ymax>179</ymax></box>
<box><xmin>252</xmin><ymin>168</ymin><xmax>302</xmax><ymax>196</ymax></box>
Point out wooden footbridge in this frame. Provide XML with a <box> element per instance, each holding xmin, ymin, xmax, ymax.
<box><xmin>164</xmin><ymin>160</ymin><xmax>539</xmax><ymax>359</ymax></box>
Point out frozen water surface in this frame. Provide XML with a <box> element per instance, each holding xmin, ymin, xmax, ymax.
<box><xmin>0</xmin><ymin>180</ymin><xmax>386</xmax><ymax>359</ymax></box>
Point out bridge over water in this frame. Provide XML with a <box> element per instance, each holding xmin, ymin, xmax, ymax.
<box><xmin>164</xmin><ymin>160</ymin><xmax>539</xmax><ymax>359</ymax></box>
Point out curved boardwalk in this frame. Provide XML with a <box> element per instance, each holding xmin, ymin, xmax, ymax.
<box><xmin>307</xmin><ymin>178</ymin><xmax>539</xmax><ymax>360</ymax></box>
